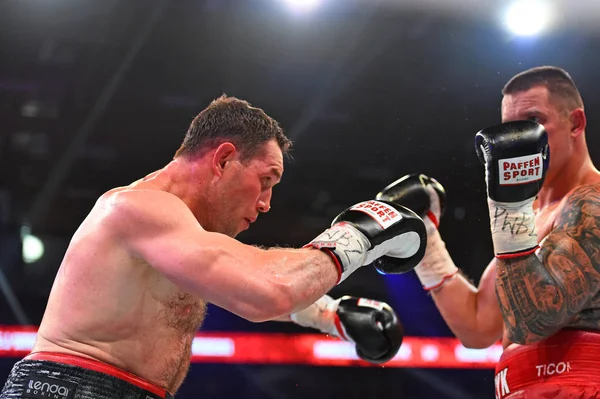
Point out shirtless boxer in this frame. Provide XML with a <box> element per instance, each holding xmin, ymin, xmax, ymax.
<box><xmin>0</xmin><ymin>95</ymin><xmax>426</xmax><ymax>398</ymax></box>
<box><xmin>377</xmin><ymin>67</ymin><xmax>600</xmax><ymax>398</ymax></box>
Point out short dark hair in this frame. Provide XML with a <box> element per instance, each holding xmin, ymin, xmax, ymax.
<box><xmin>175</xmin><ymin>95</ymin><xmax>292</xmax><ymax>161</ymax></box>
<box><xmin>502</xmin><ymin>66</ymin><xmax>584</xmax><ymax>112</ymax></box>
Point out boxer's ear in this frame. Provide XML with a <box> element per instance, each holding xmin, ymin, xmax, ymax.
<box><xmin>569</xmin><ymin>108</ymin><xmax>586</xmax><ymax>138</ymax></box>
<box><xmin>212</xmin><ymin>142</ymin><xmax>237</xmax><ymax>177</ymax></box>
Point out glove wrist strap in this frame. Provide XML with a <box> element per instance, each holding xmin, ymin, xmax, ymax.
<box><xmin>414</xmin><ymin>230</ymin><xmax>459</xmax><ymax>290</ymax></box>
<box><xmin>488</xmin><ymin>197</ymin><xmax>539</xmax><ymax>258</ymax></box>
<box><xmin>290</xmin><ymin>295</ymin><xmax>341</xmax><ymax>337</ymax></box>
<box><xmin>306</xmin><ymin>223</ymin><xmax>370</xmax><ymax>283</ymax></box>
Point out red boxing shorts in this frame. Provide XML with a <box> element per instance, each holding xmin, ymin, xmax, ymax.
<box><xmin>0</xmin><ymin>351</ymin><xmax>173</xmax><ymax>399</ymax></box>
<box><xmin>494</xmin><ymin>329</ymin><xmax>600</xmax><ymax>399</ymax></box>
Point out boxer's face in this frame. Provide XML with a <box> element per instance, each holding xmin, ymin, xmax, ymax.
<box><xmin>501</xmin><ymin>85</ymin><xmax>572</xmax><ymax>186</ymax></box>
<box><xmin>212</xmin><ymin>140</ymin><xmax>284</xmax><ymax>237</ymax></box>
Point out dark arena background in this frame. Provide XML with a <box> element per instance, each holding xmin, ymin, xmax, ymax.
<box><xmin>1</xmin><ymin>0</ymin><xmax>600</xmax><ymax>398</ymax></box>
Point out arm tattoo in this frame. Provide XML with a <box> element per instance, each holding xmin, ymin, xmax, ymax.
<box><xmin>495</xmin><ymin>185</ymin><xmax>600</xmax><ymax>344</ymax></box>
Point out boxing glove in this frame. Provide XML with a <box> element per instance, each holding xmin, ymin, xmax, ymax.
<box><xmin>290</xmin><ymin>295</ymin><xmax>403</xmax><ymax>364</ymax></box>
<box><xmin>376</xmin><ymin>174</ymin><xmax>458</xmax><ymax>290</ymax></box>
<box><xmin>376</xmin><ymin>173</ymin><xmax>446</xmax><ymax>234</ymax></box>
<box><xmin>475</xmin><ymin>120</ymin><xmax>550</xmax><ymax>258</ymax></box>
<box><xmin>307</xmin><ymin>200</ymin><xmax>427</xmax><ymax>283</ymax></box>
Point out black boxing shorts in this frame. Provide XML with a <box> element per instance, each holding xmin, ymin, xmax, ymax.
<box><xmin>0</xmin><ymin>352</ymin><xmax>174</xmax><ymax>399</ymax></box>
<box><xmin>494</xmin><ymin>330</ymin><xmax>600</xmax><ymax>399</ymax></box>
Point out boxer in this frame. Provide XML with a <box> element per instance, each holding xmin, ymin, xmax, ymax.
<box><xmin>379</xmin><ymin>67</ymin><xmax>600</xmax><ymax>398</ymax></box>
<box><xmin>0</xmin><ymin>95</ymin><xmax>425</xmax><ymax>398</ymax></box>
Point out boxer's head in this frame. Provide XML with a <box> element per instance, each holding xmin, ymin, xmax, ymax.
<box><xmin>175</xmin><ymin>95</ymin><xmax>291</xmax><ymax>237</ymax></box>
<box><xmin>500</xmin><ymin>66</ymin><xmax>586</xmax><ymax>185</ymax></box>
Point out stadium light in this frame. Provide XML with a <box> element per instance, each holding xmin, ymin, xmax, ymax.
<box><xmin>284</xmin><ymin>0</ymin><xmax>321</xmax><ymax>12</ymax></box>
<box><xmin>505</xmin><ymin>0</ymin><xmax>552</xmax><ymax>37</ymax></box>
<box><xmin>21</xmin><ymin>226</ymin><xmax>44</xmax><ymax>264</ymax></box>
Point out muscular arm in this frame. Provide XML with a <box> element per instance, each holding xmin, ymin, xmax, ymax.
<box><xmin>432</xmin><ymin>264</ymin><xmax>503</xmax><ymax>348</ymax></box>
<box><xmin>427</xmin><ymin>233</ymin><xmax>503</xmax><ymax>348</ymax></box>
<box><xmin>109</xmin><ymin>190</ymin><xmax>339</xmax><ymax>322</ymax></box>
<box><xmin>496</xmin><ymin>185</ymin><xmax>600</xmax><ymax>344</ymax></box>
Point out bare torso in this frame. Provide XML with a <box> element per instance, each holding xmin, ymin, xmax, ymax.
<box><xmin>500</xmin><ymin>177</ymin><xmax>600</xmax><ymax>348</ymax></box>
<box><xmin>33</xmin><ymin>183</ymin><xmax>207</xmax><ymax>393</ymax></box>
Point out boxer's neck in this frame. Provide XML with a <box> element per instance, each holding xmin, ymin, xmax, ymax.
<box><xmin>139</xmin><ymin>157</ymin><xmax>211</xmax><ymax>219</ymax></box>
<box><xmin>537</xmin><ymin>150</ymin><xmax>598</xmax><ymax>210</ymax></box>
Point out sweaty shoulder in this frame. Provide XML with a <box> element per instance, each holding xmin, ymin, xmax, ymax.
<box><xmin>568</xmin><ymin>181</ymin><xmax>600</xmax><ymax>196</ymax></box>
<box><xmin>560</xmin><ymin>183</ymin><xmax>600</xmax><ymax>219</ymax></box>
<box><xmin>100</xmin><ymin>189</ymin><xmax>200</xmax><ymax>239</ymax></box>
<box><xmin>553</xmin><ymin>183</ymin><xmax>600</xmax><ymax>249</ymax></box>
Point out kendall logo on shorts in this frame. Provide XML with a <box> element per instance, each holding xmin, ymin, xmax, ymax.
<box><xmin>499</xmin><ymin>154</ymin><xmax>543</xmax><ymax>186</ymax></box>
<box><xmin>349</xmin><ymin>200</ymin><xmax>401</xmax><ymax>229</ymax></box>
<box><xmin>25</xmin><ymin>376</ymin><xmax>76</xmax><ymax>399</ymax></box>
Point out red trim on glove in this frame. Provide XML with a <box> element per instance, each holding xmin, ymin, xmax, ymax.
<box><xmin>333</xmin><ymin>314</ymin><xmax>349</xmax><ymax>341</ymax></box>
<box><xmin>423</xmin><ymin>270</ymin><xmax>458</xmax><ymax>291</ymax></box>
<box><xmin>426</xmin><ymin>210</ymin><xmax>439</xmax><ymax>229</ymax></box>
<box><xmin>495</xmin><ymin>246</ymin><xmax>539</xmax><ymax>259</ymax></box>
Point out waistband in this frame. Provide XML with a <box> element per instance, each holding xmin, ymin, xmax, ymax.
<box><xmin>494</xmin><ymin>330</ymin><xmax>600</xmax><ymax>399</ymax></box>
<box><xmin>25</xmin><ymin>351</ymin><xmax>171</xmax><ymax>398</ymax></box>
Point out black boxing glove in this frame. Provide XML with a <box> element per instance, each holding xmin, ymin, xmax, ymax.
<box><xmin>376</xmin><ymin>174</ymin><xmax>458</xmax><ymax>290</ymax></box>
<box><xmin>306</xmin><ymin>200</ymin><xmax>427</xmax><ymax>282</ymax></box>
<box><xmin>290</xmin><ymin>295</ymin><xmax>402</xmax><ymax>364</ymax></box>
<box><xmin>475</xmin><ymin>120</ymin><xmax>550</xmax><ymax>258</ymax></box>
<box><xmin>376</xmin><ymin>174</ymin><xmax>446</xmax><ymax>229</ymax></box>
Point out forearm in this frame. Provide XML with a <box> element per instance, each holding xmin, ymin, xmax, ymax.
<box><xmin>272</xmin><ymin>315</ymin><xmax>292</xmax><ymax>322</ymax></box>
<box><xmin>431</xmin><ymin>275</ymin><xmax>498</xmax><ymax>348</ymax></box>
<box><xmin>495</xmin><ymin>253</ymin><xmax>571</xmax><ymax>344</ymax></box>
<box><xmin>260</xmin><ymin>248</ymin><xmax>339</xmax><ymax>314</ymax></box>
<box><xmin>423</xmin><ymin>234</ymin><xmax>477</xmax><ymax>330</ymax></box>
<box><xmin>419</xmin><ymin>232</ymin><xmax>502</xmax><ymax>347</ymax></box>
<box><xmin>417</xmin><ymin>233</ymin><xmax>480</xmax><ymax>341</ymax></box>
<box><xmin>202</xmin><ymin>245</ymin><xmax>338</xmax><ymax>322</ymax></box>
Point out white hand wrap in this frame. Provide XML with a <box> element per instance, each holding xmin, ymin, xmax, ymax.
<box><xmin>414</xmin><ymin>228</ymin><xmax>459</xmax><ymax>290</ymax></box>
<box><xmin>413</xmin><ymin>185</ymin><xmax>458</xmax><ymax>290</ymax></box>
<box><xmin>424</xmin><ymin>184</ymin><xmax>442</xmax><ymax>235</ymax></box>
<box><xmin>290</xmin><ymin>295</ymin><xmax>343</xmax><ymax>338</ymax></box>
<box><xmin>487</xmin><ymin>197</ymin><xmax>538</xmax><ymax>258</ymax></box>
